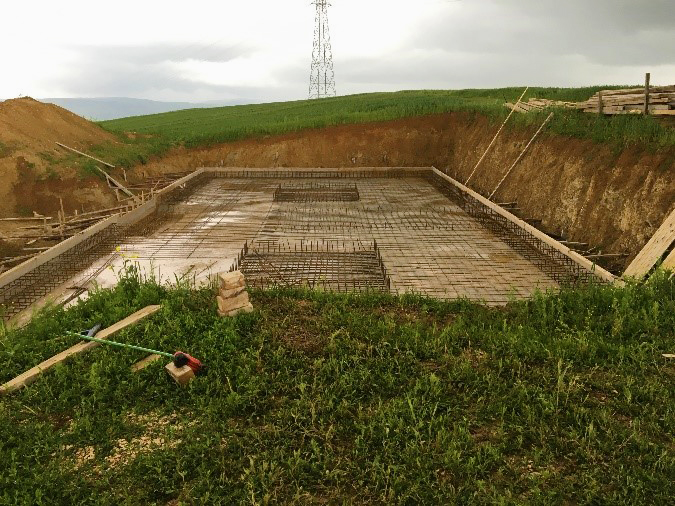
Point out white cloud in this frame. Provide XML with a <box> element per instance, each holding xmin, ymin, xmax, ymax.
<box><xmin>0</xmin><ymin>0</ymin><xmax>673</xmax><ymax>101</ymax></box>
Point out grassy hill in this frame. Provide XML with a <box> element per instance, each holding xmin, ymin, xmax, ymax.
<box><xmin>96</xmin><ymin>88</ymin><xmax>675</xmax><ymax>169</ymax></box>
<box><xmin>0</xmin><ymin>269</ymin><xmax>673</xmax><ymax>503</ymax></box>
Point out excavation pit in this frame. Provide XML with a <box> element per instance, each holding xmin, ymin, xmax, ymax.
<box><xmin>0</xmin><ymin>168</ymin><xmax>614</xmax><ymax>320</ymax></box>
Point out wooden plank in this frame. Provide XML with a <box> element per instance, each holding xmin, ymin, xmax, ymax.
<box><xmin>55</xmin><ymin>142</ymin><xmax>115</xmax><ymax>168</ymax></box>
<box><xmin>595</xmin><ymin>85</ymin><xmax>675</xmax><ymax>96</ymax></box>
<box><xmin>581</xmin><ymin>94</ymin><xmax>672</xmax><ymax>106</ymax></box>
<box><xmin>661</xmin><ymin>248</ymin><xmax>675</xmax><ymax>271</ymax></box>
<box><xmin>55</xmin><ymin>142</ymin><xmax>134</xmax><ymax>198</ymax></box>
<box><xmin>131</xmin><ymin>354</ymin><xmax>163</xmax><ymax>372</ymax></box>
<box><xmin>0</xmin><ymin>216</ymin><xmax>54</xmax><ymax>222</ymax></box>
<box><xmin>623</xmin><ymin>209</ymin><xmax>675</xmax><ymax>278</ymax></box>
<box><xmin>0</xmin><ymin>305</ymin><xmax>161</xmax><ymax>394</ymax></box>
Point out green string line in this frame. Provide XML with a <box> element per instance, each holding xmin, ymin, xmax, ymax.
<box><xmin>65</xmin><ymin>331</ymin><xmax>174</xmax><ymax>358</ymax></box>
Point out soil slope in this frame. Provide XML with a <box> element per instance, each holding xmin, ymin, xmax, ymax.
<box><xmin>135</xmin><ymin>113</ymin><xmax>675</xmax><ymax>269</ymax></box>
<box><xmin>0</xmin><ymin>97</ymin><xmax>118</xmax><ymax>218</ymax></box>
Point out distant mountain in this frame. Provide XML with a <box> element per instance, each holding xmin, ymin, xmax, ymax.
<box><xmin>37</xmin><ymin>97</ymin><xmax>256</xmax><ymax>121</ymax></box>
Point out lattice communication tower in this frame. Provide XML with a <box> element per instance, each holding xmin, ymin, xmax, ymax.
<box><xmin>309</xmin><ymin>0</ymin><xmax>336</xmax><ymax>99</ymax></box>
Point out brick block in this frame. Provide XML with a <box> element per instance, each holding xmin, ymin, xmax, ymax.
<box><xmin>165</xmin><ymin>362</ymin><xmax>195</xmax><ymax>386</ymax></box>
<box><xmin>219</xmin><ymin>302</ymin><xmax>254</xmax><ymax>318</ymax></box>
<box><xmin>219</xmin><ymin>286</ymin><xmax>246</xmax><ymax>299</ymax></box>
<box><xmin>218</xmin><ymin>271</ymin><xmax>245</xmax><ymax>291</ymax></box>
<box><xmin>217</xmin><ymin>291</ymin><xmax>250</xmax><ymax>314</ymax></box>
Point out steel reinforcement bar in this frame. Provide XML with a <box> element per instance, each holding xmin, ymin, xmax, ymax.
<box><xmin>428</xmin><ymin>169</ymin><xmax>616</xmax><ymax>285</ymax></box>
<box><xmin>0</xmin><ymin>170</ymin><xmax>209</xmax><ymax>321</ymax></box>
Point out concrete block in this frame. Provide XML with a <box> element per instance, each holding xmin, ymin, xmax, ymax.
<box><xmin>217</xmin><ymin>291</ymin><xmax>250</xmax><ymax>314</ymax></box>
<box><xmin>219</xmin><ymin>271</ymin><xmax>245</xmax><ymax>291</ymax></box>
<box><xmin>165</xmin><ymin>362</ymin><xmax>195</xmax><ymax>386</ymax></box>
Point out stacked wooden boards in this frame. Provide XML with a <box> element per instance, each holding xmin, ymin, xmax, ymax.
<box><xmin>576</xmin><ymin>86</ymin><xmax>675</xmax><ymax>115</ymax></box>
<box><xmin>505</xmin><ymin>85</ymin><xmax>675</xmax><ymax>116</ymax></box>
<box><xmin>505</xmin><ymin>99</ymin><xmax>575</xmax><ymax>113</ymax></box>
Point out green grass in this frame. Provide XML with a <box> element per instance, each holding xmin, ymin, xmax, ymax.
<box><xmin>0</xmin><ymin>140</ymin><xmax>10</xmax><ymax>158</ymax></box>
<box><xmin>96</xmin><ymin>88</ymin><xmax>675</xmax><ymax>168</ymax></box>
<box><xmin>1</xmin><ymin>267</ymin><xmax>673</xmax><ymax>504</ymax></box>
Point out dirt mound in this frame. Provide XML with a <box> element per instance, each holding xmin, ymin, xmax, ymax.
<box><xmin>136</xmin><ymin>113</ymin><xmax>675</xmax><ymax>269</ymax></box>
<box><xmin>0</xmin><ymin>97</ymin><xmax>118</xmax><ymax>218</ymax></box>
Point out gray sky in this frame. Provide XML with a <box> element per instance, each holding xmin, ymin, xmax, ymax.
<box><xmin>2</xmin><ymin>0</ymin><xmax>674</xmax><ymax>102</ymax></box>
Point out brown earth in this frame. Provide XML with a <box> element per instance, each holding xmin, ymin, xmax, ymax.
<box><xmin>134</xmin><ymin>112</ymin><xmax>675</xmax><ymax>269</ymax></box>
<box><xmin>0</xmin><ymin>97</ymin><xmax>119</xmax><ymax>218</ymax></box>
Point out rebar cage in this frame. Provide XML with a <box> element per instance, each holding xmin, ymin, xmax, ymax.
<box><xmin>230</xmin><ymin>239</ymin><xmax>390</xmax><ymax>292</ymax></box>
<box><xmin>273</xmin><ymin>182</ymin><xmax>360</xmax><ymax>203</ymax></box>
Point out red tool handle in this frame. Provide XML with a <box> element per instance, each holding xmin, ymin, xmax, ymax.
<box><xmin>173</xmin><ymin>352</ymin><xmax>206</xmax><ymax>375</ymax></box>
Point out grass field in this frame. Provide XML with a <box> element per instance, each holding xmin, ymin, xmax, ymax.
<box><xmin>96</xmin><ymin>88</ymin><xmax>675</xmax><ymax>169</ymax></box>
<box><xmin>1</xmin><ymin>266</ymin><xmax>673</xmax><ymax>504</ymax></box>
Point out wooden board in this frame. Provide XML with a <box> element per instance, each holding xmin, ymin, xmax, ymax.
<box><xmin>131</xmin><ymin>354</ymin><xmax>163</xmax><ymax>372</ymax></box>
<box><xmin>661</xmin><ymin>248</ymin><xmax>675</xmax><ymax>271</ymax></box>
<box><xmin>0</xmin><ymin>305</ymin><xmax>161</xmax><ymax>394</ymax></box>
<box><xmin>623</xmin><ymin>209</ymin><xmax>675</xmax><ymax>279</ymax></box>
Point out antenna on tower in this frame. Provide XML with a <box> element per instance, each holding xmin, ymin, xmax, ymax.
<box><xmin>309</xmin><ymin>0</ymin><xmax>336</xmax><ymax>99</ymax></box>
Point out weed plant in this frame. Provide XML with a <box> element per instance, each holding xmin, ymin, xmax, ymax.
<box><xmin>0</xmin><ymin>267</ymin><xmax>673</xmax><ymax>504</ymax></box>
<box><xmin>78</xmin><ymin>159</ymin><xmax>105</xmax><ymax>181</ymax></box>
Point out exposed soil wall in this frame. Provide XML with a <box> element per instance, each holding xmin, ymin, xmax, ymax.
<box><xmin>0</xmin><ymin>98</ymin><xmax>118</xmax><ymax>217</ymax></box>
<box><xmin>137</xmin><ymin>112</ymin><xmax>674</xmax><ymax>269</ymax></box>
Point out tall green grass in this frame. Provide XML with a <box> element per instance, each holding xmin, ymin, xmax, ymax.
<box><xmin>1</xmin><ymin>267</ymin><xmax>673</xmax><ymax>504</ymax></box>
<box><xmin>96</xmin><ymin>88</ymin><xmax>675</xmax><ymax>169</ymax></box>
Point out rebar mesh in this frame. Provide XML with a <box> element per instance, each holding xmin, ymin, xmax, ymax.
<box><xmin>1</xmin><ymin>168</ymin><xmax>608</xmax><ymax>320</ymax></box>
<box><xmin>427</xmin><ymin>172</ymin><xmax>602</xmax><ymax>285</ymax></box>
<box><xmin>274</xmin><ymin>182</ymin><xmax>359</xmax><ymax>202</ymax></box>
<box><xmin>231</xmin><ymin>239</ymin><xmax>390</xmax><ymax>292</ymax></box>
<box><xmin>0</xmin><ymin>225</ymin><xmax>121</xmax><ymax>319</ymax></box>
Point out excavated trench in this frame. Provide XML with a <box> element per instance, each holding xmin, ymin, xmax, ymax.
<box><xmin>135</xmin><ymin>112</ymin><xmax>675</xmax><ymax>272</ymax></box>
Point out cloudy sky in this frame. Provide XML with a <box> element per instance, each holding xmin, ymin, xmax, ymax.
<box><xmin>2</xmin><ymin>0</ymin><xmax>674</xmax><ymax>103</ymax></box>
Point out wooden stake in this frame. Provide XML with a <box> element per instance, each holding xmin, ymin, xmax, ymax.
<box><xmin>59</xmin><ymin>198</ymin><xmax>66</xmax><ymax>240</ymax></box>
<box><xmin>598</xmin><ymin>91</ymin><xmax>603</xmax><ymax>116</ymax></box>
<box><xmin>465</xmin><ymin>86</ymin><xmax>529</xmax><ymax>186</ymax></box>
<box><xmin>489</xmin><ymin>112</ymin><xmax>554</xmax><ymax>200</ymax></box>
<box><xmin>644</xmin><ymin>72</ymin><xmax>651</xmax><ymax>115</ymax></box>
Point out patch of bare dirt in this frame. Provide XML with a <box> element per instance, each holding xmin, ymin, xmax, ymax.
<box><xmin>65</xmin><ymin>411</ymin><xmax>197</xmax><ymax>472</ymax></box>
